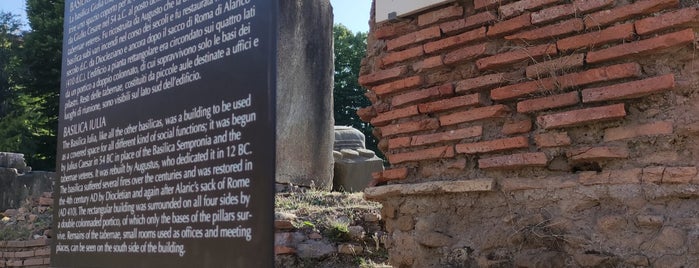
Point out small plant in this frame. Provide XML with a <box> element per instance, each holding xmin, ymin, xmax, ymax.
<box><xmin>326</xmin><ymin>220</ymin><xmax>350</xmax><ymax>242</ymax></box>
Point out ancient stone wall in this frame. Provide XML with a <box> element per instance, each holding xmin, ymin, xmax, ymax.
<box><xmin>0</xmin><ymin>153</ymin><xmax>53</xmax><ymax>211</ymax></box>
<box><xmin>359</xmin><ymin>0</ymin><xmax>699</xmax><ymax>266</ymax></box>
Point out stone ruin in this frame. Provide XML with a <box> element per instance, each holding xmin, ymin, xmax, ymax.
<box><xmin>358</xmin><ymin>0</ymin><xmax>699</xmax><ymax>266</ymax></box>
<box><xmin>333</xmin><ymin>126</ymin><xmax>384</xmax><ymax>192</ymax></box>
<box><xmin>0</xmin><ymin>153</ymin><xmax>53</xmax><ymax>212</ymax></box>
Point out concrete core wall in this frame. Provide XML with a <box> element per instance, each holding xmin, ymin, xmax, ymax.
<box><xmin>360</xmin><ymin>0</ymin><xmax>699</xmax><ymax>266</ymax></box>
<box><xmin>276</xmin><ymin>0</ymin><xmax>335</xmax><ymax>189</ymax></box>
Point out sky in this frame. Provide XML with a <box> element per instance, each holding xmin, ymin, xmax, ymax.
<box><xmin>0</xmin><ymin>0</ymin><xmax>372</xmax><ymax>33</ymax></box>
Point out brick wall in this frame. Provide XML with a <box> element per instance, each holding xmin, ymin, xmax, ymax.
<box><xmin>0</xmin><ymin>239</ymin><xmax>50</xmax><ymax>268</ymax></box>
<box><xmin>360</xmin><ymin>1</ymin><xmax>699</xmax><ymax>266</ymax></box>
<box><xmin>360</xmin><ymin>0</ymin><xmax>699</xmax><ymax>185</ymax></box>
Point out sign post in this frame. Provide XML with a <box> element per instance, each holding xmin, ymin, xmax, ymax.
<box><xmin>53</xmin><ymin>0</ymin><xmax>276</xmax><ymax>267</ymax></box>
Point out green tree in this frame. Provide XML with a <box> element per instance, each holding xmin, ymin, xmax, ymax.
<box><xmin>17</xmin><ymin>0</ymin><xmax>64</xmax><ymax>170</ymax></box>
<box><xmin>333</xmin><ymin>24</ymin><xmax>380</xmax><ymax>156</ymax></box>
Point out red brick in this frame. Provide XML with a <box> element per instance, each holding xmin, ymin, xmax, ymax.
<box><xmin>455</xmin><ymin>73</ymin><xmax>508</xmax><ymax>93</ymax></box>
<box><xmin>499</xmin><ymin>0</ymin><xmax>561</xmax><ymax>19</ymax></box>
<box><xmin>604</xmin><ymin>121</ymin><xmax>674</xmax><ymax>142</ymax></box>
<box><xmin>388</xmin><ymin>137</ymin><xmax>412</xmax><ymax>150</ymax></box>
<box><xmin>478</xmin><ymin>152</ymin><xmax>548</xmax><ymax>169</ymax></box>
<box><xmin>567</xmin><ymin>146</ymin><xmax>629</xmax><ymax>162</ymax></box>
<box><xmin>476</xmin><ymin>43</ymin><xmax>557</xmax><ymax>71</ymax></box>
<box><xmin>457</xmin><ymin>136</ymin><xmax>529</xmax><ymax>154</ymax></box>
<box><xmin>357</xmin><ymin>106</ymin><xmax>377</xmax><ymax>122</ymax></box>
<box><xmin>579</xmin><ymin>169</ymin><xmax>643</xmax><ymax>185</ymax></box>
<box><xmin>642</xmin><ymin>166</ymin><xmax>665</xmax><ymax>184</ymax></box>
<box><xmin>439</xmin><ymin>105</ymin><xmax>510</xmax><ymax>126</ymax></box>
<box><xmin>583</xmin><ymin>74</ymin><xmax>676</xmax><ymax>103</ymax></box>
<box><xmin>526</xmin><ymin>53</ymin><xmax>585</xmax><ymax>78</ymax></box>
<box><xmin>387</xmin><ymin>145</ymin><xmax>455</xmax><ymax>164</ymax></box>
<box><xmin>381</xmin><ymin>46</ymin><xmax>425</xmax><ymax>67</ymax></box>
<box><xmin>418</xmin><ymin>93</ymin><xmax>486</xmax><ymax>114</ymax></box>
<box><xmin>663</xmin><ymin>167</ymin><xmax>698</xmax><ymax>184</ymax></box>
<box><xmin>441</xmin><ymin>11</ymin><xmax>498</xmax><ymax>34</ymax></box>
<box><xmin>418</xmin><ymin>5</ymin><xmax>464</xmax><ymax>26</ymax></box>
<box><xmin>359</xmin><ymin>66</ymin><xmax>408</xmax><ymax>86</ymax></box>
<box><xmin>535</xmin><ymin>132</ymin><xmax>572</xmax><ymax>147</ymax></box>
<box><xmin>557</xmin><ymin>23</ymin><xmax>635</xmax><ymax>52</ymax></box>
<box><xmin>487</xmin><ymin>13</ymin><xmax>532</xmax><ymax>37</ymax></box>
<box><xmin>502</xmin><ymin>120</ymin><xmax>532</xmax><ymax>135</ymax></box>
<box><xmin>443</xmin><ymin>43</ymin><xmax>496</xmax><ymax>65</ymax></box>
<box><xmin>424</xmin><ymin>27</ymin><xmax>487</xmax><ymax>53</ymax></box>
<box><xmin>372</xmin><ymin>168</ymin><xmax>409</xmax><ymax>182</ymax></box>
<box><xmin>387</xmin><ymin>26</ymin><xmax>442</xmax><ymax>51</ymax></box>
<box><xmin>370</xmin><ymin>105</ymin><xmax>420</xmax><ymax>126</ymax></box>
<box><xmin>275</xmin><ymin>220</ymin><xmax>294</xmax><ymax>229</ymax></box>
<box><xmin>537</xmin><ymin>103</ymin><xmax>626</xmax><ymax>129</ymax></box>
<box><xmin>635</xmin><ymin>7</ymin><xmax>699</xmax><ymax>36</ymax></box>
<box><xmin>584</xmin><ymin>0</ymin><xmax>679</xmax><ymax>28</ymax></box>
<box><xmin>491</xmin><ymin>62</ymin><xmax>641</xmax><ymax>100</ymax></box>
<box><xmin>411</xmin><ymin>126</ymin><xmax>483</xmax><ymax>147</ymax></box>
<box><xmin>506</xmin><ymin>18</ymin><xmax>584</xmax><ymax>43</ymax></box>
<box><xmin>372</xmin><ymin>76</ymin><xmax>423</xmax><ymax>96</ymax></box>
<box><xmin>474</xmin><ymin>0</ymin><xmax>516</xmax><ymax>10</ymax></box>
<box><xmin>586</xmin><ymin>29</ymin><xmax>696</xmax><ymax>64</ymax></box>
<box><xmin>379</xmin><ymin>118</ymin><xmax>440</xmax><ymax>136</ymax></box>
<box><xmin>375</xmin><ymin>21</ymin><xmax>417</xmax><ymax>39</ymax></box>
<box><xmin>412</xmin><ymin>56</ymin><xmax>444</xmax><ymax>71</ymax></box>
<box><xmin>275</xmin><ymin>246</ymin><xmax>296</xmax><ymax>255</ymax></box>
<box><xmin>531</xmin><ymin>0</ymin><xmax>614</xmax><ymax>25</ymax></box>
<box><xmin>517</xmin><ymin>91</ymin><xmax>580</xmax><ymax>113</ymax></box>
<box><xmin>374</xmin><ymin>102</ymin><xmax>390</xmax><ymax>113</ymax></box>
<box><xmin>392</xmin><ymin>84</ymin><xmax>454</xmax><ymax>107</ymax></box>
<box><xmin>365</xmin><ymin>90</ymin><xmax>378</xmax><ymax>103</ymax></box>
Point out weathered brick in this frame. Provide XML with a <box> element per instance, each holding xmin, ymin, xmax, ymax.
<box><xmin>418</xmin><ymin>93</ymin><xmax>486</xmax><ymax>114</ymax></box>
<box><xmin>375</xmin><ymin>21</ymin><xmax>417</xmax><ymax>39</ymax></box>
<box><xmin>455</xmin><ymin>73</ymin><xmax>508</xmax><ymax>93</ymax></box>
<box><xmin>499</xmin><ymin>0</ymin><xmax>561</xmax><ymax>19</ymax></box>
<box><xmin>379</xmin><ymin>118</ymin><xmax>440</xmax><ymax>136</ymax></box>
<box><xmin>502</xmin><ymin>119</ymin><xmax>532</xmax><ymax>135</ymax></box>
<box><xmin>557</xmin><ymin>23</ymin><xmax>635</xmax><ymax>52</ymax></box>
<box><xmin>372</xmin><ymin>168</ymin><xmax>409</xmax><ymax>182</ymax></box>
<box><xmin>526</xmin><ymin>53</ymin><xmax>585</xmax><ymax>78</ymax></box>
<box><xmin>537</xmin><ymin>104</ymin><xmax>626</xmax><ymax>129</ymax></box>
<box><xmin>418</xmin><ymin>5</ymin><xmax>464</xmax><ymax>26</ymax></box>
<box><xmin>392</xmin><ymin>84</ymin><xmax>454</xmax><ymax>107</ymax></box>
<box><xmin>579</xmin><ymin>169</ymin><xmax>642</xmax><ymax>185</ymax></box>
<box><xmin>663</xmin><ymin>167</ymin><xmax>698</xmax><ymax>184</ymax></box>
<box><xmin>412</xmin><ymin>56</ymin><xmax>444</xmax><ymax>72</ymax></box>
<box><xmin>439</xmin><ymin>105</ymin><xmax>510</xmax><ymax>126</ymax></box>
<box><xmin>479</xmin><ymin>152</ymin><xmax>548</xmax><ymax>170</ymax></box>
<box><xmin>388</xmin><ymin>137</ymin><xmax>412</xmax><ymax>150</ymax></box>
<box><xmin>387</xmin><ymin>26</ymin><xmax>442</xmax><ymax>51</ymax></box>
<box><xmin>583</xmin><ymin>75</ymin><xmax>675</xmax><ymax>103</ymax></box>
<box><xmin>14</xmin><ymin>250</ymin><xmax>34</xmax><ymax>258</ymax></box>
<box><xmin>642</xmin><ymin>166</ymin><xmax>665</xmax><ymax>184</ymax></box>
<box><xmin>506</xmin><ymin>18</ymin><xmax>584</xmax><ymax>43</ymax></box>
<box><xmin>635</xmin><ymin>7</ymin><xmax>699</xmax><ymax>35</ymax></box>
<box><xmin>604</xmin><ymin>121</ymin><xmax>674</xmax><ymax>142</ymax></box>
<box><xmin>359</xmin><ymin>66</ymin><xmax>408</xmax><ymax>86</ymax></box>
<box><xmin>21</xmin><ymin>258</ymin><xmax>43</xmax><ymax>266</ymax></box>
<box><xmin>387</xmin><ymin>145</ymin><xmax>455</xmax><ymax>164</ymax></box>
<box><xmin>424</xmin><ymin>27</ymin><xmax>487</xmax><ymax>53</ymax></box>
<box><xmin>34</xmin><ymin>248</ymin><xmax>50</xmax><ymax>256</ymax></box>
<box><xmin>372</xmin><ymin>75</ymin><xmax>423</xmax><ymax>96</ymax></box>
<box><xmin>441</xmin><ymin>11</ymin><xmax>498</xmax><ymax>35</ymax></box>
<box><xmin>411</xmin><ymin>126</ymin><xmax>483</xmax><ymax>146</ymax></box>
<box><xmin>275</xmin><ymin>246</ymin><xmax>296</xmax><ymax>255</ymax></box>
<box><xmin>381</xmin><ymin>46</ymin><xmax>425</xmax><ymax>67</ymax></box>
<box><xmin>517</xmin><ymin>91</ymin><xmax>580</xmax><ymax>113</ymax></box>
<box><xmin>357</xmin><ymin>106</ymin><xmax>377</xmax><ymax>122</ymax></box>
<box><xmin>443</xmin><ymin>43</ymin><xmax>496</xmax><ymax>65</ymax></box>
<box><xmin>491</xmin><ymin>62</ymin><xmax>641</xmax><ymax>100</ymax></box>
<box><xmin>584</xmin><ymin>0</ymin><xmax>679</xmax><ymax>28</ymax></box>
<box><xmin>567</xmin><ymin>146</ymin><xmax>629</xmax><ymax>162</ymax></box>
<box><xmin>476</xmin><ymin>43</ymin><xmax>557</xmax><ymax>71</ymax></box>
<box><xmin>474</xmin><ymin>0</ymin><xmax>516</xmax><ymax>11</ymax></box>
<box><xmin>457</xmin><ymin>136</ymin><xmax>529</xmax><ymax>154</ymax></box>
<box><xmin>531</xmin><ymin>0</ymin><xmax>614</xmax><ymax>25</ymax></box>
<box><xmin>370</xmin><ymin>105</ymin><xmax>420</xmax><ymax>126</ymax></box>
<box><xmin>534</xmin><ymin>132</ymin><xmax>572</xmax><ymax>148</ymax></box>
<box><xmin>487</xmin><ymin>13</ymin><xmax>532</xmax><ymax>37</ymax></box>
<box><xmin>6</xmin><ymin>260</ymin><xmax>21</xmax><ymax>267</ymax></box>
<box><xmin>586</xmin><ymin>29</ymin><xmax>696</xmax><ymax>64</ymax></box>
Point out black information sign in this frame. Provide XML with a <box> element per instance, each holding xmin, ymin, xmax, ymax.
<box><xmin>53</xmin><ymin>0</ymin><xmax>276</xmax><ymax>267</ymax></box>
